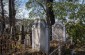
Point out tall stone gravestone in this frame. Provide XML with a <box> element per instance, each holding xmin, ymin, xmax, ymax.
<box><xmin>52</xmin><ymin>22</ymin><xmax>66</xmax><ymax>42</ymax></box>
<box><xmin>32</xmin><ymin>19</ymin><xmax>49</xmax><ymax>54</ymax></box>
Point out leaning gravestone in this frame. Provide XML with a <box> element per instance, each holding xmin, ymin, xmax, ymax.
<box><xmin>52</xmin><ymin>22</ymin><xmax>66</xmax><ymax>42</ymax></box>
<box><xmin>32</xmin><ymin>19</ymin><xmax>49</xmax><ymax>54</ymax></box>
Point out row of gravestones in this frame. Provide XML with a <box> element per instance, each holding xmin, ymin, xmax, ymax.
<box><xmin>15</xmin><ymin>19</ymin><xmax>66</xmax><ymax>54</ymax></box>
<box><xmin>32</xmin><ymin>19</ymin><xmax>66</xmax><ymax>54</ymax></box>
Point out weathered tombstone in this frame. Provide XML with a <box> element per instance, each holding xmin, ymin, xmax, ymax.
<box><xmin>52</xmin><ymin>22</ymin><xmax>66</xmax><ymax>42</ymax></box>
<box><xmin>24</xmin><ymin>34</ymin><xmax>31</xmax><ymax>47</ymax></box>
<box><xmin>18</xmin><ymin>34</ymin><xmax>21</xmax><ymax>44</ymax></box>
<box><xmin>32</xmin><ymin>19</ymin><xmax>49</xmax><ymax>54</ymax></box>
<box><xmin>16</xmin><ymin>25</ymin><xmax>22</xmax><ymax>44</ymax></box>
<box><xmin>52</xmin><ymin>22</ymin><xmax>66</xmax><ymax>55</ymax></box>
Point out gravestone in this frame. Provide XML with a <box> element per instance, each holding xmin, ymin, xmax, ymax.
<box><xmin>18</xmin><ymin>34</ymin><xmax>21</xmax><ymax>43</ymax></box>
<box><xmin>32</xmin><ymin>19</ymin><xmax>49</xmax><ymax>54</ymax></box>
<box><xmin>16</xmin><ymin>25</ymin><xmax>22</xmax><ymax>44</ymax></box>
<box><xmin>52</xmin><ymin>22</ymin><xmax>66</xmax><ymax>42</ymax></box>
<box><xmin>52</xmin><ymin>22</ymin><xmax>66</xmax><ymax>55</ymax></box>
<box><xmin>24</xmin><ymin>34</ymin><xmax>31</xmax><ymax>47</ymax></box>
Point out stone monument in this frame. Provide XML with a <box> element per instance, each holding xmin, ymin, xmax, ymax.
<box><xmin>52</xmin><ymin>22</ymin><xmax>66</xmax><ymax>42</ymax></box>
<box><xmin>32</xmin><ymin>19</ymin><xmax>49</xmax><ymax>54</ymax></box>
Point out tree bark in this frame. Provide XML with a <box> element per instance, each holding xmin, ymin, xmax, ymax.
<box><xmin>45</xmin><ymin>0</ymin><xmax>55</xmax><ymax>54</ymax></box>
<box><xmin>46</xmin><ymin>0</ymin><xmax>55</xmax><ymax>41</ymax></box>
<box><xmin>9</xmin><ymin>0</ymin><xmax>16</xmax><ymax>27</ymax></box>
<box><xmin>21</xmin><ymin>25</ymin><xmax>25</xmax><ymax>44</ymax></box>
<box><xmin>9</xmin><ymin>0</ymin><xmax>16</xmax><ymax>39</ymax></box>
<box><xmin>1</xmin><ymin>0</ymin><xmax>5</xmax><ymax>34</ymax></box>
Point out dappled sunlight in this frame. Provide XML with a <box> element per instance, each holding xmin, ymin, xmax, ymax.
<box><xmin>0</xmin><ymin>0</ymin><xmax>85</xmax><ymax>55</ymax></box>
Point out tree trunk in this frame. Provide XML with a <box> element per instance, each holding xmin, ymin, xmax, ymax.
<box><xmin>45</xmin><ymin>0</ymin><xmax>55</xmax><ymax>41</ymax></box>
<box><xmin>21</xmin><ymin>25</ymin><xmax>25</xmax><ymax>44</ymax></box>
<box><xmin>45</xmin><ymin>0</ymin><xmax>55</xmax><ymax>54</ymax></box>
<box><xmin>1</xmin><ymin>0</ymin><xmax>5</xmax><ymax>34</ymax></box>
<box><xmin>9</xmin><ymin>0</ymin><xmax>16</xmax><ymax>26</ymax></box>
<box><xmin>9</xmin><ymin>0</ymin><xmax>16</xmax><ymax>39</ymax></box>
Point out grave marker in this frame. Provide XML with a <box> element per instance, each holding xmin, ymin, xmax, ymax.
<box><xmin>32</xmin><ymin>19</ymin><xmax>49</xmax><ymax>54</ymax></box>
<box><xmin>52</xmin><ymin>22</ymin><xmax>66</xmax><ymax>42</ymax></box>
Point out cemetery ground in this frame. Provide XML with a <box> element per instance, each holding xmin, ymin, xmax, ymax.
<box><xmin>0</xmin><ymin>35</ymin><xmax>85</xmax><ymax>55</ymax></box>
<box><xmin>1</xmin><ymin>0</ymin><xmax>85</xmax><ymax>55</ymax></box>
